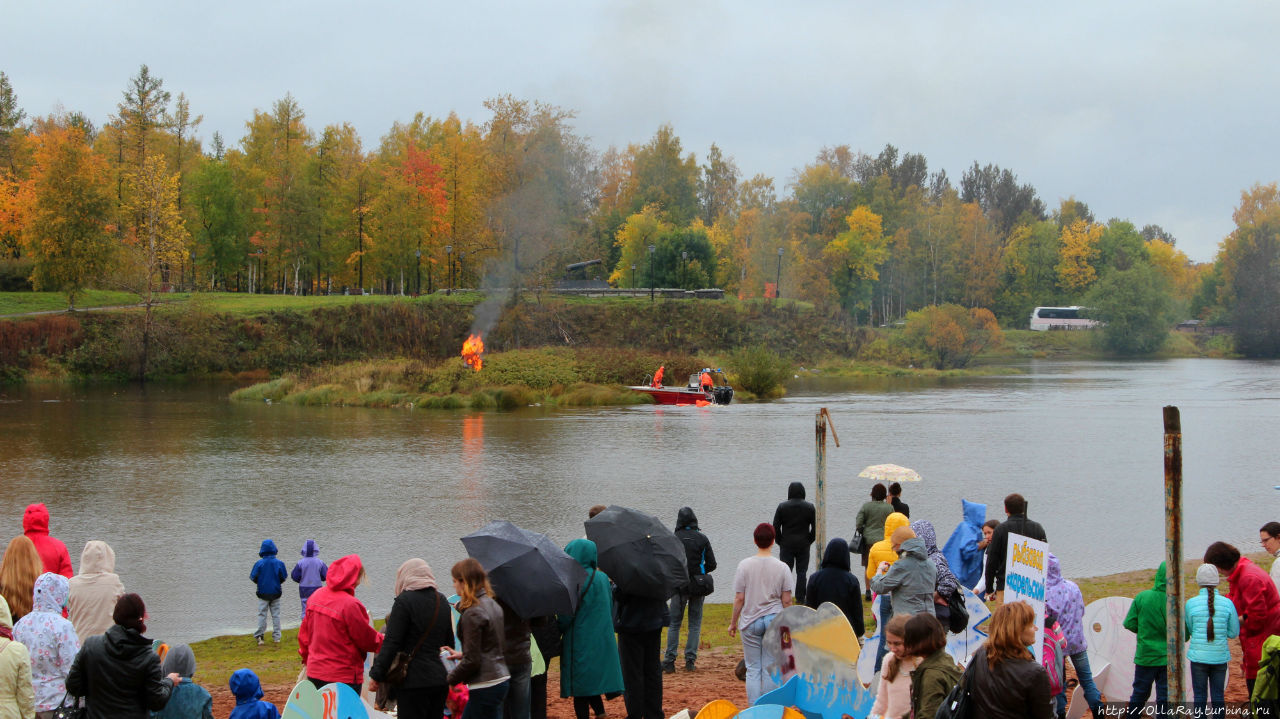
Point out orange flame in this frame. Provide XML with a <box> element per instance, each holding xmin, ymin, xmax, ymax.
<box><xmin>462</xmin><ymin>333</ymin><xmax>484</xmax><ymax>371</ymax></box>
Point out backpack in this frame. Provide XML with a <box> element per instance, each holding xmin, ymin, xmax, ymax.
<box><xmin>1042</xmin><ymin>621</ymin><xmax>1067</xmax><ymax>696</ymax></box>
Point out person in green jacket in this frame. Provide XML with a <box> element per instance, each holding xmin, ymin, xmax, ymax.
<box><xmin>854</xmin><ymin>484</ymin><xmax>894</xmax><ymax>597</ymax></box>
<box><xmin>558</xmin><ymin>540</ymin><xmax>624</xmax><ymax>719</ymax></box>
<box><xmin>905</xmin><ymin>612</ymin><xmax>962</xmax><ymax>719</ymax></box>
<box><xmin>1124</xmin><ymin>561</ymin><xmax>1168</xmax><ymax>712</ymax></box>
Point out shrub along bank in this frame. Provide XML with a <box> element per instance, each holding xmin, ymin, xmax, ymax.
<box><xmin>0</xmin><ymin>296</ymin><xmax>870</xmax><ymax>382</ymax></box>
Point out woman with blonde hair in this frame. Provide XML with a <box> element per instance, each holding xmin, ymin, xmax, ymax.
<box><xmin>967</xmin><ymin>601</ymin><xmax>1051</xmax><ymax>718</ymax></box>
<box><xmin>0</xmin><ymin>536</ymin><xmax>43</xmax><ymax>623</ymax></box>
<box><xmin>444</xmin><ymin>558</ymin><xmax>509</xmax><ymax>719</ymax></box>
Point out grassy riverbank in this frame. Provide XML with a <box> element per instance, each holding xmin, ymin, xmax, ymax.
<box><xmin>187</xmin><ymin>553</ymin><xmax>1269</xmax><ymax>691</ymax></box>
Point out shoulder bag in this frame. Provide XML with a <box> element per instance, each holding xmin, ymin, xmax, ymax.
<box><xmin>849</xmin><ymin>529</ymin><xmax>864</xmax><ymax>554</ymax></box>
<box><xmin>945</xmin><ymin>589</ymin><xmax>968</xmax><ymax>634</ymax></box>
<box><xmin>51</xmin><ymin>691</ymin><xmax>84</xmax><ymax>719</ymax></box>
<box><xmin>934</xmin><ymin>658</ymin><xmax>974</xmax><ymax>719</ymax></box>
<box><xmin>384</xmin><ymin>593</ymin><xmax>442</xmax><ymax>686</ymax></box>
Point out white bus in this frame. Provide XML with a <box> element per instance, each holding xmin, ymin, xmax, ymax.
<box><xmin>1028</xmin><ymin>306</ymin><xmax>1101</xmax><ymax>331</ymax></box>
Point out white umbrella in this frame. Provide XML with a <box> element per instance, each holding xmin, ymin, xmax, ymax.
<box><xmin>858</xmin><ymin>463</ymin><xmax>921</xmax><ymax>483</ymax></box>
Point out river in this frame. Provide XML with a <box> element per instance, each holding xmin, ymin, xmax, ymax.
<box><xmin>1</xmin><ymin>358</ymin><xmax>1277</xmax><ymax>644</ymax></box>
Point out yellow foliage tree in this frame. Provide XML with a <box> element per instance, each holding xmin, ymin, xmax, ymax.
<box><xmin>1056</xmin><ymin>218</ymin><xmax>1103</xmax><ymax>293</ymax></box>
<box><xmin>1145</xmin><ymin>239</ymin><xmax>1197</xmax><ymax>300</ymax></box>
<box><xmin>123</xmin><ymin>153</ymin><xmax>188</xmax><ymax>377</ymax></box>
<box><xmin>824</xmin><ymin>206</ymin><xmax>888</xmax><ymax>315</ymax></box>
<box><xmin>610</xmin><ymin>205</ymin><xmax>670</xmax><ymax>287</ymax></box>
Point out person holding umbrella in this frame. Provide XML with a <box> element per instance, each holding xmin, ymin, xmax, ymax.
<box><xmin>729</xmin><ymin>523</ymin><xmax>794</xmax><ymax>705</ymax></box>
<box><xmin>559</xmin><ymin>539</ymin><xmax>624</xmax><ymax>719</ymax></box>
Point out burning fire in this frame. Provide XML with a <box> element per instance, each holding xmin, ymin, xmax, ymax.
<box><xmin>462</xmin><ymin>334</ymin><xmax>484</xmax><ymax>371</ymax></box>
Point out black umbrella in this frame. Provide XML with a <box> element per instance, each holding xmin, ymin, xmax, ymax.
<box><xmin>584</xmin><ymin>505</ymin><xmax>689</xmax><ymax>599</ymax></box>
<box><xmin>461</xmin><ymin>520</ymin><xmax>587</xmax><ymax>619</ymax></box>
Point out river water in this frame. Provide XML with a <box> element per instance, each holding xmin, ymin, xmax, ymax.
<box><xmin>1</xmin><ymin>358</ymin><xmax>1278</xmax><ymax>644</ymax></box>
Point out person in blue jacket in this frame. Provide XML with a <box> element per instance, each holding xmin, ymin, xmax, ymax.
<box><xmin>290</xmin><ymin>539</ymin><xmax>328</xmax><ymax>619</ymax></box>
<box><xmin>1185</xmin><ymin>563</ymin><xmax>1239</xmax><ymax>713</ymax></box>
<box><xmin>941</xmin><ymin>499</ymin><xmax>987</xmax><ymax>589</ymax></box>
<box><xmin>250</xmin><ymin>540</ymin><xmax>287</xmax><ymax>645</ymax></box>
<box><xmin>228</xmin><ymin>668</ymin><xmax>280</xmax><ymax>719</ymax></box>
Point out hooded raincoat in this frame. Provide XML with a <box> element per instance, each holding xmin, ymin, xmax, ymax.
<box><xmin>297</xmin><ymin>555</ymin><xmax>383</xmax><ymax>685</ymax></box>
<box><xmin>227</xmin><ymin>669</ymin><xmax>280</xmax><ymax>719</ymax></box>
<box><xmin>68</xmin><ymin>541</ymin><xmax>126</xmax><ymax>643</ymax></box>
<box><xmin>0</xmin><ymin>596</ymin><xmax>34</xmax><ymax>719</ymax></box>
<box><xmin>1226</xmin><ymin>556</ymin><xmax>1280</xmax><ymax>679</ymax></box>
<box><xmin>153</xmin><ymin>644</ymin><xmax>213</xmax><ymax>719</ymax></box>
<box><xmin>869</xmin><ymin>537</ymin><xmax>937</xmax><ymax>617</ymax></box>
<box><xmin>1044</xmin><ymin>554</ymin><xmax>1088</xmax><ymax>656</ymax></box>
<box><xmin>865</xmin><ymin>512</ymin><xmax>910</xmax><ymax>582</ymax></box>
<box><xmin>909</xmin><ymin>521</ymin><xmax>958</xmax><ymax>600</ymax></box>
<box><xmin>290</xmin><ymin>540</ymin><xmax>327</xmax><ymax>602</ymax></box>
<box><xmin>22</xmin><ymin>504</ymin><xmax>72</xmax><ymax>579</ymax></box>
<box><xmin>1123</xmin><ymin>562</ymin><xmax>1168</xmax><ymax>667</ymax></box>
<box><xmin>249</xmin><ymin>540</ymin><xmax>287</xmax><ymax>601</ymax></box>
<box><xmin>66</xmin><ymin>623</ymin><xmax>173</xmax><ymax>719</ymax></box>
<box><xmin>13</xmin><ymin>573</ymin><xmax>78</xmax><ymax>712</ymax></box>
<box><xmin>557</xmin><ymin>539</ymin><xmax>624</xmax><ymax>698</ymax></box>
<box><xmin>803</xmin><ymin>538</ymin><xmax>864</xmax><ymax>637</ymax></box>
<box><xmin>941</xmin><ymin>499</ymin><xmax>986</xmax><ymax>589</ymax></box>
<box><xmin>675</xmin><ymin>507</ymin><xmax>716</xmax><ymax>581</ymax></box>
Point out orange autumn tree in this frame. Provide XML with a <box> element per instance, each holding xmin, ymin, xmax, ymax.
<box><xmin>18</xmin><ymin>126</ymin><xmax>115</xmax><ymax>309</ymax></box>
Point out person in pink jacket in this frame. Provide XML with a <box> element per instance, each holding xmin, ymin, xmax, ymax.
<box><xmin>22</xmin><ymin>504</ymin><xmax>72</xmax><ymax>578</ymax></box>
<box><xmin>297</xmin><ymin>555</ymin><xmax>383</xmax><ymax>694</ymax></box>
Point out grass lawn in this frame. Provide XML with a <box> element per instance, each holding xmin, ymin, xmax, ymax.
<box><xmin>0</xmin><ymin>290</ymin><xmax>142</xmax><ymax>315</ymax></box>
<box><xmin>190</xmin><ymin>555</ymin><xmax>1269</xmax><ymax>691</ymax></box>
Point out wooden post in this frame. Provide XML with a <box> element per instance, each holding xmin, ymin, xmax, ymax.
<box><xmin>814</xmin><ymin>409</ymin><xmax>839</xmax><ymax>569</ymax></box>
<box><xmin>1164</xmin><ymin>405</ymin><xmax>1185</xmax><ymax>703</ymax></box>
<box><xmin>815</xmin><ymin>409</ymin><xmax>827</xmax><ymax>567</ymax></box>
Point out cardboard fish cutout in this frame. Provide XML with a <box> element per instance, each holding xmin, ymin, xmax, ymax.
<box><xmin>282</xmin><ymin>681</ymin><xmax>393</xmax><ymax>719</ymax></box>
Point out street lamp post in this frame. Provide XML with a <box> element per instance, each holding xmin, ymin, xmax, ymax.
<box><xmin>445</xmin><ymin>245</ymin><xmax>453</xmax><ymax>296</ymax></box>
<box><xmin>647</xmin><ymin>245</ymin><xmax>656</xmax><ymax>303</ymax></box>
<box><xmin>190</xmin><ymin>250</ymin><xmax>196</xmax><ymax>292</ymax></box>
<box><xmin>681</xmin><ymin>251</ymin><xmax>688</xmax><ymax>289</ymax></box>
<box><xmin>776</xmin><ymin>247</ymin><xmax>784</xmax><ymax>300</ymax></box>
<box><xmin>630</xmin><ymin>263</ymin><xmax>636</xmax><ymax>290</ymax></box>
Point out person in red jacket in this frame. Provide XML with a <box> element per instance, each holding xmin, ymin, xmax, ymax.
<box><xmin>1204</xmin><ymin>541</ymin><xmax>1280</xmax><ymax>696</ymax></box>
<box><xmin>23</xmin><ymin>504</ymin><xmax>73</xmax><ymax>578</ymax></box>
<box><xmin>297</xmin><ymin>555</ymin><xmax>383</xmax><ymax>695</ymax></box>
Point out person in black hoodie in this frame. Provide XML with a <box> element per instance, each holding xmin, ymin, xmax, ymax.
<box><xmin>613</xmin><ymin>589</ymin><xmax>668</xmax><ymax>719</ymax></box>
<box><xmin>803</xmin><ymin>537</ymin><xmax>864</xmax><ymax>638</ymax></box>
<box><xmin>772</xmin><ymin>482</ymin><xmax>816</xmax><ymax>605</ymax></box>
<box><xmin>369</xmin><ymin>559</ymin><xmax>455</xmax><ymax>719</ymax></box>
<box><xmin>663</xmin><ymin>507</ymin><xmax>716</xmax><ymax>673</ymax></box>
<box><xmin>984</xmin><ymin>493</ymin><xmax>1048</xmax><ymax>602</ymax></box>
<box><xmin>66</xmin><ymin>593</ymin><xmax>180</xmax><ymax>719</ymax></box>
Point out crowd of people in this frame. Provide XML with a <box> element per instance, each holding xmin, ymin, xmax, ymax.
<box><xmin>0</xmin><ymin>491</ymin><xmax>1277</xmax><ymax>719</ymax></box>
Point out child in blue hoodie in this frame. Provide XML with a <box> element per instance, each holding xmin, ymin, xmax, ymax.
<box><xmin>250</xmin><ymin>539</ymin><xmax>288</xmax><ymax>645</ymax></box>
<box><xmin>228</xmin><ymin>668</ymin><xmax>281</xmax><ymax>719</ymax></box>
<box><xmin>290</xmin><ymin>539</ymin><xmax>327</xmax><ymax>619</ymax></box>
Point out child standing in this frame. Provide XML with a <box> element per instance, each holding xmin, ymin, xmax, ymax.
<box><xmin>229</xmin><ymin>668</ymin><xmax>281</xmax><ymax>719</ymax></box>
<box><xmin>250</xmin><ymin>540</ymin><xmax>287</xmax><ymax>646</ymax></box>
<box><xmin>1185</xmin><ymin>563</ymin><xmax>1239</xmax><ymax>712</ymax></box>
<box><xmin>1123</xmin><ymin>561</ymin><xmax>1168</xmax><ymax>712</ymax></box>
<box><xmin>290</xmin><ymin>539</ymin><xmax>327</xmax><ymax>619</ymax></box>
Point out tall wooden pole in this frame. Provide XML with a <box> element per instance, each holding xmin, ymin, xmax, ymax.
<box><xmin>815</xmin><ymin>409</ymin><xmax>827</xmax><ymax>565</ymax></box>
<box><xmin>1164</xmin><ymin>405</ymin><xmax>1186</xmax><ymax>703</ymax></box>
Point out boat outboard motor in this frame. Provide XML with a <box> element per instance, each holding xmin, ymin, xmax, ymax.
<box><xmin>712</xmin><ymin>386</ymin><xmax>734</xmax><ymax>405</ymax></box>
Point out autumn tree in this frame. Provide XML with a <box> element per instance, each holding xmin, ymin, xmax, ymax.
<box><xmin>1218</xmin><ymin>184</ymin><xmax>1280</xmax><ymax>356</ymax></box>
<box><xmin>610</xmin><ymin>205</ymin><xmax>669</xmax><ymax>287</ymax></box>
<box><xmin>189</xmin><ymin>151</ymin><xmax>247</xmax><ymax>289</ymax></box>
<box><xmin>824</xmin><ymin>206</ymin><xmax>887</xmax><ymax>318</ymax></box>
<box><xmin>18</xmin><ymin>126</ymin><xmax>115</xmax><ymax>309</ymax></box>
<box><xmin>1056</xmin><ymin>218</ymin><xmax>1103</xmax><ymax>294</ymax></box>
<box><xmin>897</xmin><ymin>304</ymin><xmax>1003</xmax><ymax>369</ymax></box>
<box><xmin>698</xmin><ymin>143</ymin><xmax>739</xmax><ymax>225</ymax></box>
<box><xmin>995</xmin><ymin>220</ymin><xmax>1061</xmax><ymax>325</ymax></box>
<box><xmin>123</xmin><ymin>154</ymin><xmax>188</xmax><ymax>376</ymax></box>
<box><xmin>117</xmin><ymin>65</ymin><xmax>170</xmax><ymax>170</ymax></box>
<box><xmin>0</xmin><ymin>71</ymin><xmax>26</xmax><ymax>175</ymax></box>
<box><xmin>960</xmin><ymin>162</ymin><xmax>1045</xmax><ymax>235</ymax></box>
<box><xmin>627</xmin><ymin>124</ymin><xmax>699</xmax><ymax>225</ymax></box>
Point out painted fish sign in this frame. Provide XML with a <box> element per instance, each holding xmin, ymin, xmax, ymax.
<box><xmin>281</xmin><ymin>681</ymin><xmax>393</xmax><ymax>719</ymax></box>
<box><xmin>1004</xmin><ymin>532</ymin><xmax>1049</xmax><ymax>662</ymax></box>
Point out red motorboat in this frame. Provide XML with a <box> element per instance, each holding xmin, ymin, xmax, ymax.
<box><xmin>629</xmin><ymin>368</ymin><xmax>734</xmax><ymax>406</ymax></box>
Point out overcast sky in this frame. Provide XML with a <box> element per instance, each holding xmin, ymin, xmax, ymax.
<box><xmin>6</xmin><ymin>1</ymin><xmax>1278</xmax><ymax>262</ymax></box>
